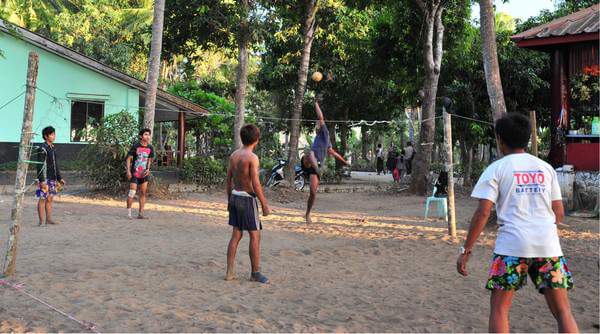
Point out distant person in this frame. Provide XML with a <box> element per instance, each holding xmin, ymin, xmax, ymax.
<box><xmin>404</xmin><ymin>142</ymin><xmax>415</xmax><ymax>175</ymax></box>
<box><xmin>393</xmin><ymin>150</ymin><xmax>406</xmax><ymax>183</ymax></box>
<box><xmin>434</xmin><ymin>171</ymin><xmax>448</xmax><ymax>197</ymax></box>
<box><xmin>36</xmin><ymin>126</ymin><xmax>66</xmax><ymax>226</ymax></box>
<box><xmin>386</xmin><ymin>146</ymin><xmax>397</xmax><ymax>175</ymax></box>
<box><xmin>225</xmin><ymin>124</ymin><xmax>270</xmax><ymax>283</ymax></box>
<box><xmin>456</xmin><ymin>113</ymin><xmax>578</xmax><ymax>333</ymax></box>
<box><xmin>126</xmin><ymin>128</ymin><xmax>155</xmax><ymax>219</ymax></box>
<box><xmin>376</xmin><ymin>144</ymin><xmax>384</xmax><ymax>175</ymax></box>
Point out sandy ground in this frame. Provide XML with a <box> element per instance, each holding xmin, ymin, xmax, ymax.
<box><xmin>0</xmin><ymin>189</ymin><xmax>598</xmax><ymax>333</ymax></box>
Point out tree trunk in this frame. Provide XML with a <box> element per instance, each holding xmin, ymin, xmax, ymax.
<box><xmin>479</xmin><ymin>0</ymin><xmax>506</xmax><ymax>122</ymax></box>
<box><xmin>3</xmin><ymin>52</ymin><xmax>38</xmax><ymax>276</ymax></box>
<box><xmin>233</xmin><ymin>0</ymin><xmax>251</xmax><ymax>149</ymax></box>
<box><xmin>460</xmin><ymin>140</ymin><xmax>474</xmax><ymax>187</ymax></box>
<box><xmin>286</xmin><ymin>0</ymin><xmax>318</xmax><ymax>184</ymax></box>
<box><xmin>410</xmin><ymin>1</ymin><xmax>445</xmax><ymax>195</ymax></box>
<box><xmin>361</xmin><ymin>125</ymin><xmax>369</xmax><ymax>160</ymax></box>
<box><xmin>195</xmin><ymin>128</ymin><xmax>201</xmax><ymax>156</ymax></box>
<box><xmin>143</xmin><ymin>0</ymin><xmax>166</xmax><ymax>133</ymax></box>
<box><xmin>337</xmin><ymin>109</ymin><xmax>349</xmax><ymax>170</ymax></box>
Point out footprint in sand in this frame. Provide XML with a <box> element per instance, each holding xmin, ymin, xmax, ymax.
<box><xmin>279</xmin><ymin>249</ymin><xmax>302</xmax><ymax>257</ymax></box>
<box><xmin>206</xmin><ymin>260</ymin><xmax>223</xmax><ymax>268</ymax></box>
<box><xmin>217</xmin><ymin>304</ymin><xmax>247</xmax><ymax>314</ymax></box>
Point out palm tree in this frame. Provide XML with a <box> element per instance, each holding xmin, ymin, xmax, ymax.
<box><xmin>233</xmin><ymin>0</ymin><xmax>251</xmax><ymax>149</ymax></box>
<box><xmin>143</xmin><ymin>0</ymin><xmax>165</xmax><ymax>133</ymax></box>
<box><xmin>286</xmin><ymin>0</ymin><xmax>318</xmax><ymax>184</ymax></box>
<box><xmin>479</xmin><ymin>0</ymin><xmax>506</xmax><ymax>122</ymax></box>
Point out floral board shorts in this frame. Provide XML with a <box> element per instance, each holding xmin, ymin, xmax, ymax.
<box><xmin>486</xmin><ymin>253</ymin><xmax>574</xmax><ymax>294</ymax></box>
<box><xmin>36</xmin><ymin>179</ymin><xmax>58</xmax><ymax>199</ymax></box>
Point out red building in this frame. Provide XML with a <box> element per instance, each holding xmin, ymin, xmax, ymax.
<box><xmin>511</xmin><ymin>4</ymin><xmax>599</xmax><ymax>171</ymax></box>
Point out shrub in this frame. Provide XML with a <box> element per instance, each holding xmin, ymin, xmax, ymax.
<box><xmin>321</xmin><ymin>158</ymin><xmax>341</xmax><ymax>184</ymax></box>
<box><xmin>180</xmin><ymin>156</ymin><xmax>227</xmax><ymax>185</ymax></box>
<box><xmin>351</xmin><ymin>159</ymin><xmax>374</xmax><ymax>172</ymax></box>
<box><xmin>78</xmin><ymin>110</ymin><xmax>138</xmax><ymax>193</ymax></box>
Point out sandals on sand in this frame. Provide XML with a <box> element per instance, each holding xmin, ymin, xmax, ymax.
<box><xmin>250</xmin><ymin>272</ymin><xmax>269</xmax><ymax>284</ymax></box>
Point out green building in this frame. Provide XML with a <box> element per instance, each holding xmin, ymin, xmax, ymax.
<box><xmin>0</xmin><ymin>19</ymin><xmax>207</xmax><ymax>164</ymax></box>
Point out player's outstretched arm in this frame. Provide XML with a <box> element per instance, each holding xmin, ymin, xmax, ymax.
<box><xmin>456</xmin><ymin>199</ymin><xmax>493</xmax><ymax>276</ymax></box>
<box><xmin>314</xmin><ymin>101</ymin><xmax>325</xmax><ymax>127</ymax></box>
<box><xmin>327</xmin><ymin>147</ymin><xmax>348</xmax><ymax>165</ymax></box>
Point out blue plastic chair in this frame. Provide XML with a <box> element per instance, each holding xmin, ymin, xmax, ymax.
<box><xmin>424</xmin><ymin>185</ymin><xmax>448</xmax><ymax>222</ymax></box>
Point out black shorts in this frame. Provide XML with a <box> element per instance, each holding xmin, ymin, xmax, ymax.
<box><xmin>130</xmin><ymin>176</ymin><xmax>148</xmax><ymax>185</ymax></box>
<box><xmin>228</xmin><ymin>193</ymin><xmax>262</xmax><ymax>231</ymax></box>
<box><xmin>301</xmin><ymin>155</ymin><xmax>320</xmax><ymax>178</ymax></box>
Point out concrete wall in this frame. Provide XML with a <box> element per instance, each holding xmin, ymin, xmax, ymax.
<box><xmin>575</xmin><ymin>171</ymin><xmax>599</xmax><ymax>210</ymax></box>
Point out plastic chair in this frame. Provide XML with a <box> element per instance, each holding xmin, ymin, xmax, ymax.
<box><xmin>424</xmin><ymin>185</ymin><xmax>448</xmax><ymax>222</ymax></box>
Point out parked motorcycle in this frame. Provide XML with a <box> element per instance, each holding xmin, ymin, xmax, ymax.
<box><xmin>265</xmin><ymin>159</ymin><xmax>305</xmax><ymax>191</ymax></box>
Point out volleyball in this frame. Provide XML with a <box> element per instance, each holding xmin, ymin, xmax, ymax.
<box><xmin>311</xmin><ymin>71</ymin><xmax>323</xmax><ymax>82</ymax></box>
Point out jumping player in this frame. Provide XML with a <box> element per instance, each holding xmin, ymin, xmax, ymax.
<box><xmin>225</xmin><ymin>124</ymin><xmax>271</xmax><ymax>283</ymax></box>
<box><xmin>126</xmin><ymin>128</ymin><xmax>155</xmax><ymax>219</ymax></box>
<box><xmin>300</xmin><ymin>101</ymin><xmax>348</xmax><ymax>224</ymax></box>
<box><xmin>456</xmin><ymin>113</ymin><xmax>578</xmax><ymax>332</ymax></box>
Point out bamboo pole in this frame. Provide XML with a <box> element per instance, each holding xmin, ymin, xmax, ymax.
<box><xmin>3</xmin><ymin>52</ymin><xmax>39</xmax><ymax>277</ymax></box>
<box><xmin>443</xmin><ymin>108</ymin><xmax>457</xmax><ymax>238</ymax></box>
<box><xmin>529</xmin><ymin>110</ymin><xmax>538</xmax><ymax>157</ymax></box>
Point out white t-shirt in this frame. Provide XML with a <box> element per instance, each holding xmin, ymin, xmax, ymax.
<box><xmin>471</xmin><ymin>153</ymin><xmax>563</xmax><ymax>258</ymax></box>
<box><xmin>405</xmin><ymin>146</ymin><xmax>414</xmax><ymax>159</ymax></box>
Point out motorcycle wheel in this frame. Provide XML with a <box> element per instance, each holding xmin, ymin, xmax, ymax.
<box><xmin>294</xmin><ymin>175</ymin><xmax>305</xmax><ymax>191</ymax></box>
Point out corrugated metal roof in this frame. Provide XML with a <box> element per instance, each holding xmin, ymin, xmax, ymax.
<box><xmin>511</xmin><ymin>4</ymin><xmax>599</xmax><ymax>41</ymax></box>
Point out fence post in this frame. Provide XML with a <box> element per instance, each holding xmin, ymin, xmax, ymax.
<box><xmin>443</xmin><ymin>108</ymin><xmax>457</xmax><ymax>238</ymax></box>
<box><xmin>529</xmin><ymin>110</ymin><xmax>538</xmax><ymax>157</ymax></box>
<box><xmin>3</xmin><ymin>52</ymin><xmax>39</xmax><ymax>277</ymax></box>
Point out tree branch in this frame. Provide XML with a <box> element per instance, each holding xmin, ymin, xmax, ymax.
<box><xmin>415</xmin><ymin>0</ymin><xmax>427</xmax><ymax>14</ymax></box>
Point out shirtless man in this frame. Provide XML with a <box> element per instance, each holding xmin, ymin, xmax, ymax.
<box><xmin>225</xmin><ymin>124</ymin><xmax>271</xmax><ymax>283</ymax></box>
<box><xmin>300</xmin><ymin>101</ymin><xmax>348</xmax><ymax>224</ymax></box>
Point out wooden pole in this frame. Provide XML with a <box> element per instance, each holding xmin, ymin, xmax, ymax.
<box><xmin>3</xmin><ymin>52</ymin><xmax>39</xmax><ymax>277</ymax></box>
<box><xmin>529</xmin><ymin>110</ymin><xmax>538</xmax><ymax>157</ymax></box>
<box><xmin>443</xmin><ymin>108</ymin><xmax>457</xmax><ymax>238</ymax></box>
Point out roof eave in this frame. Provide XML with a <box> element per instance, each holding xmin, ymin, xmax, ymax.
<box><xmin>513</xmin><ymin>32</ymin><xmax>599</xmax><ymax>49</ymax></box>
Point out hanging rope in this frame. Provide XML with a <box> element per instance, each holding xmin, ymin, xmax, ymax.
<box><xmin>0</xmin><ymin>279</ymin><xmax>100</xmax><ymax>333</ymax></box>
<box><xmin>35</xmin><ymin>84</ymin><xmax>496</xmax><ymax>129</ymax></box>
<box><xmin>0</xmin><ymin>91</ymin><xmax>26</xmax><ymax>111</ymax></box>
<box><xmin>450</xmin><ymin>113</ymin><xmax>493</xmax><ymax>125</ymax></box>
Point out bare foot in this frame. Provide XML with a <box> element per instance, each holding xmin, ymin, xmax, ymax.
<box><xmin>224</xmin><ymin>270</ymin><xmax>236</xmax><ymax>281</ymax></box>
<box><xmin>305</xmin><ymin>214</ymin><xmax>312</xmax><ymax>224</ymax></box>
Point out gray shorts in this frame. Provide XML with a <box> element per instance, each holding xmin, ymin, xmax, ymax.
<box><xmin>228</xmin><ymin>192</ymin><xmax>262</xmax><ymax>231</ymax></box>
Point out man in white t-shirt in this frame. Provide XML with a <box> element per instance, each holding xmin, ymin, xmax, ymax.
<box><xmin>456</xmin><ymin>113</ymin><xmax>578</xmax><ymax>333</ymax></box>
<box><xmin>376</xmin><ymin>144</ymin><xmax>384</xmax><ymax>175</ymax></box>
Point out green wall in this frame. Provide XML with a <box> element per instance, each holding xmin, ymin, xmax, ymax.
<box><xmin>0</xmin><ymin>31</ymin><xmax>139</xmax><ymax>144</ymax></box>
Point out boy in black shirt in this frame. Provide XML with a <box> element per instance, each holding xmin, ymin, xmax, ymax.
<box><xmin>125</xmin><ymin>128</ymin><xmax>155</xmax><ymax>219</ymax></box>
<box><xmin>36</xmin><ymin>126</ymin><xmax>66</xmax><ymax>226</ymax></box>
